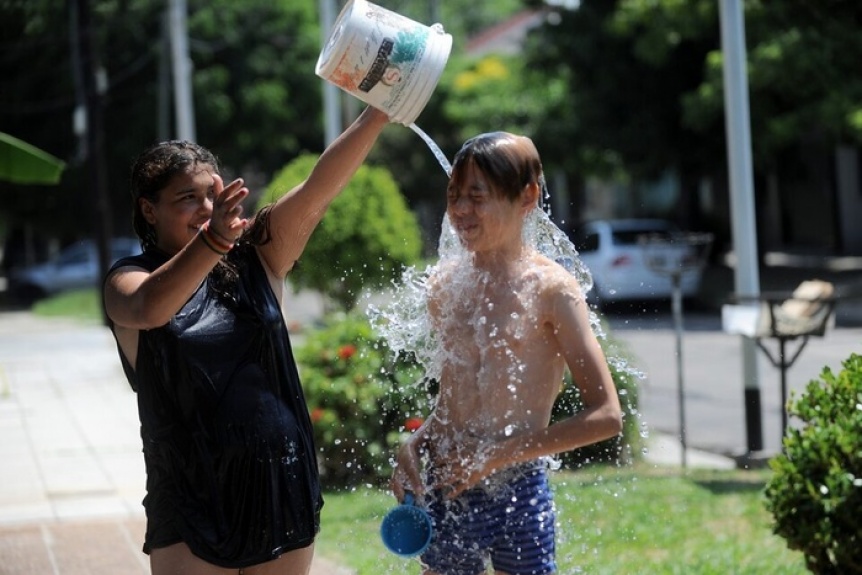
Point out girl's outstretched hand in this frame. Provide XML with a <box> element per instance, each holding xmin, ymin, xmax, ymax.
<box><xmin>210</xmin><ymin>174</ymin><xmax>249</xmax><ymax>243</ymax></box>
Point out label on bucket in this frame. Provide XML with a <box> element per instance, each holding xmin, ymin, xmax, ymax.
<box><xmin>317</xmin><ymin>0</ymin><xmax>452</xmax><ymax>125</ymax></box>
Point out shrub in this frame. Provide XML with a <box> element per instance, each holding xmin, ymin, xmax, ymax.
<box><xmin>764</xmin><ymin>353</ymin><xmax>862</xmax><ymax>574</ymax></box>
<box><xmin>550</xmin><ymin>336</ymin><xmax>642</xmax><ymax>468</ymax></box>
<box><xmin>259</xmin><ymin>154</ymin><xmax>423</xmax><ymax>311</ymax></box>
<box><xmin>296</xmin><ymin>312</ymin><xmax>431</xmax><ymax>489</ymax></box>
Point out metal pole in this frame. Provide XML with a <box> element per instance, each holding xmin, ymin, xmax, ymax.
<box><xmin>718</xmin><ymin>0</ymin><xmax>763</xmax><ymax>453</ymax></box>
<box><xmin>672</xmin><ymin>272</ymin><xmax>687</xmax><ymax>468</ymax></box>
<box><xmin>320</xmin><ymin>0</ymin><xmax>341</xmax><ymax>145</ymax></box>
<box><xmin>70</xmin><ymin>0</ymin><xmax>113</xmax><ymax>325</ymax></box>
<box><xmin>169</xmin><ymin>0</ymin><xmax>195</xmax><ymax>141</ymax></box>
<box><xmin>779</xmin><ymin>338</ymin><xmax>788</xmax><ymax>439</ymax></box>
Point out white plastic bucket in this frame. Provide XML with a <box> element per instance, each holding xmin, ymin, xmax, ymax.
<box><xmin>315</xmin><ymin>0</ymin><xmax>452</xmax><ymax>125</ymax></box>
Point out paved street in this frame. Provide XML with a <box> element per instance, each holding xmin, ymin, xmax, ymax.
<box><xmin>604</xmin><ymin>309</ymin><xmax>862</xmax><ymax>458</ymax></box>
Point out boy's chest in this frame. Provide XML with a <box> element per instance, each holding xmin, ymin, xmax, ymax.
<box><xmin>442</xmin><ymin>287</ymin><xmax>545</xmax><ymax>350</ymax></box>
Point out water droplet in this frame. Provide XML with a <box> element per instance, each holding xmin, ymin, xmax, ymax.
<box><xmin>639</xmin><ymin>422</ymin><xmax>650</xmax><ymax>439</ymax></box>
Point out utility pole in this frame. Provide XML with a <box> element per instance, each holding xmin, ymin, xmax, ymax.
<box><xmin>718</xmin><ymin>0</ymin><xmax>763</xmax><ymax>453</ymax></box>
<box><xmin>70</xmin><ymin>0</ymin><xmax>113</xmax><ymax>325</ymax></box>
<box><xmin>320</xmin><ymin>0</ymin><xmax>341</xmax><ymax>145</ymax></box>
<box><xmin>169</xmin><ymin>0</ymin><xmax>196</xmax><ymax>141</ymax></box>
<box><xmin>158</xmin><ymin>11</ymin><xmax>172</xmax><ymax>141</ymax></box>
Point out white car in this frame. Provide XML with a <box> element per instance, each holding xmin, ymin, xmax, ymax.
<box><xmin>9</xmin><ymin>237</ymin><xmax>142</xmax><ymax>303</ymax></box>
<box><xmin>569</xmin><ymin>219</ymin><xmax>708</xmax><ymax>306</ymax></box>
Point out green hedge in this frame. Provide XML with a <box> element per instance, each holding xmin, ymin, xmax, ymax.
<box><xmin>260</xmin><ymin>154</ymin><xmax>422</xmax><ymax>311</ymax></box>
<box><xmin>764</xmin><ymin>353</ymin><xmax>862</xmax><ymax>574</ymax></box>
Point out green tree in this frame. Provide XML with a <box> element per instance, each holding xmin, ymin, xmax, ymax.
<box><xmin>519</xmin><ymin>0</ymin><xmax>862</xmax><ymax>211</ymax></box>
<box><xmin>259</xmin><ymin>154</ymin><xmax>422</xmax><ymax>311</ymax></box>
<box><xmin>0</xmin><ymin>0</ymin><xmax>527</xmax><ymax>257</ymax></box>
<box><xmin>0</xmin><ymin>0</ymin><xmax>324</xmax><ymax>243</ymax></box>
<box><xmin>523</xmin><ymin>0</ymin><xmax>721</xmax><ymax>202</ymax></box>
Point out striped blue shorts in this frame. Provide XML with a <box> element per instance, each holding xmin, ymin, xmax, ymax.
<box><xmin>420</xmin><ymin>462</ymin><xmax>556</xmax><ymax>575</ymax></box>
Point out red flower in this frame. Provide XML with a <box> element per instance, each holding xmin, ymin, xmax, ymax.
<box><xmin>310</xmin><ymin>408</ymin><xmax>326</xmax><ymax>424</ymax></box>
<box><xmin>404</xmin><ymin>417</ymin><xmax>424</xmax><ymax>432</ymax></box>
<box><xmin>337</xmin><ymin>344</ymin><xmax>357</xmax><ymax>361</ymax></box>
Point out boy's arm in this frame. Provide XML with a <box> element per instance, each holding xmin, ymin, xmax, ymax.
<box><xmin>442</xmin><ymin>284</ymin><xmax>623</xmax><ymax>498</ymax></box>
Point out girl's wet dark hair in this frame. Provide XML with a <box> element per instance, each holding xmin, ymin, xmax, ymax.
<box><xmin>449</xmin><ymin>132</ymin><xmax>544</xmax><ymax>202</ymax></box>
<box><xmin>128</xmin><ymin>140</ymin><xmax>275</xmax><ymax>305</ymax></box>
<box><xmin>130</xmin><ymin>140</ymin><xmax>220</xmax><ymax>252</ymax></box>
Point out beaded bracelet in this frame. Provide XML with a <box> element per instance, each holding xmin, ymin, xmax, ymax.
<box><xmin>199</xmin><ymin>221</ymin><xmax>234</xmax><ymax>256</ymax></box>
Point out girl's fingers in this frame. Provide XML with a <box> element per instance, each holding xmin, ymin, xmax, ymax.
<box><xmin>212</xmin><ymin>173</ymin><xmax>225</xmax><ymax>195</ymax></box>
<box><xmin>213</xmin><ymin>174</ymin><xmax>246</xmax><ymax>205</ymax></box>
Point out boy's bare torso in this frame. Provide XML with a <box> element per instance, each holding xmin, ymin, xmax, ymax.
<box><xmin>427</xmin><ymin>251</ymin><xmax>576</xmax><ymax>461</ymax></box>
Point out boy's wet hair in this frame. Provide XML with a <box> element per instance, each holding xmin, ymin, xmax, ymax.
<box><xmin>450</xmin><ymin>132</ymin><xmax>544</xmax><ymax>202</ymax></box>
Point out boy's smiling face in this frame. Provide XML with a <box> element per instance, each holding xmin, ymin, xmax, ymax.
<box><xmin>446</xmin><ymin>161</ymin><xmax>526</xmax><ymax>254</ymax></box>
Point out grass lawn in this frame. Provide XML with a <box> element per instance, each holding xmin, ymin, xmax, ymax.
<box><xmin>30</xmin><ymin>288</ymin><xmax>105</xmax><ymax>321</ymax></box>
<box><xmin>316</xmin><ymin>465</ymin><xmax>807</xmax><ymax>575</ymax></box>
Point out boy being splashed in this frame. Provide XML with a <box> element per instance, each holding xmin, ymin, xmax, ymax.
<box><xmin>389</xmin><ymin>132</ymin><xmax>623</xmax><ymax>575</ymax></box>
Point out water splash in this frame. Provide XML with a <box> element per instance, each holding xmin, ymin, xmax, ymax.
<box><xmin>370</xmin><ymin>206</ymin><xmax>611</xmax><ymax>373</ymax></box>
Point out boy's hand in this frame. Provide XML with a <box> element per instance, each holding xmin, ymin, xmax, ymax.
<box><xmin>390</xmin><ymin>440</ymin><xmax>425</xmax><ymax>502</ymax></box>
<box><xmin>432</xmin><ymin>438</ymin><xmax>500</xmax><ymax>499</ymax></box>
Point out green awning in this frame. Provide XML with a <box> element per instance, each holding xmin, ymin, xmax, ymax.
<box><xmin>0</xmin><ymin>132</ymin><xmax>66</xmax><ymax>185</ymax></box>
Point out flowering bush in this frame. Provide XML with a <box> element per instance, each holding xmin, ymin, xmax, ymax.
<box><xmin>296</xmin><ymin>312</ymin><xmax>431</xmax><ymax>488</ymax></box>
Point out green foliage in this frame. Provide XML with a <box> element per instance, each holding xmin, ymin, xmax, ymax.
<box><xmin>551</xmin><ymin>335</ymin><xmax>642</xmax><ymax>467</ymax></box>
<box><xmin>444</xmin><ymin>53</ymin><xmax>562</xmax><ymax>142</ymax></box>
<box><xmin>764</xmin><ymin>353</ymin><xmax>862</xmax><ymax>574</ymax></box>
<box><xmin>296</xmin><ymin>312</ymin><xmax>430</xmax><ymax>489</ymax></box>
<box><xmin>524</xmin><ymin>0</ymin><xmax>720</xmax><ymax>182</ymax></box>
<box><xmin>260</xmin><ymin>154</ymin><xmax>422</xmax><ymax>311</ymax></box>
<box><xmin>0</xmin><ymin>0</ymin><xmax>324</xmax><ymax>242</ymax></box>
<box><xmin>189</xmin><ymin>0</ymin><xmax>322</xmax><ymax>173</ymax></box>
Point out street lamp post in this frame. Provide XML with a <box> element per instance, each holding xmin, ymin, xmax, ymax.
<box><xmin>642</xmin><ymin>233</ymin><xmax>714</xmax><ymax>468</ymax></box>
